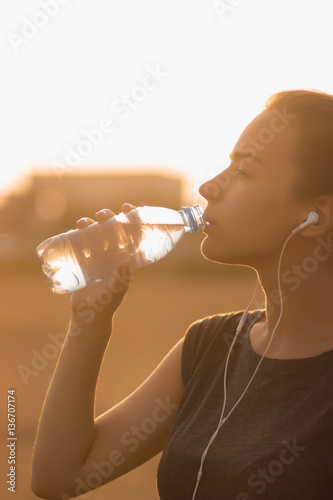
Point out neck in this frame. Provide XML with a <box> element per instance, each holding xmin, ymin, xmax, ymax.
<box><xmin>252</xmin><ymin>241</ymin><xmax>333</xmax><ymax>359</ymax></box>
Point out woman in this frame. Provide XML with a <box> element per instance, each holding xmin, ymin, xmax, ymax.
<box><xmin>31</xmin><ymin>89</ymin><xmax>333</xmax><ymax>499</ymax></box>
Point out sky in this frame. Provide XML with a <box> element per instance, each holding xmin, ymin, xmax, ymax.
<box><xmin>1</xmin><ymin>0</ymin><xmax>333</xmax><ymax>206</ymax></box>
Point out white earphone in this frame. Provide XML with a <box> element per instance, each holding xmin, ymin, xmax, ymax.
<box><xmin>291</xmin><ymin>211</ymin><xmax>319</xmax><ymax>234</ymax></box>
<box><xmin>191</xmin><ymin>211</ymin><xmax>319</xmax><ymax>499</ymax></box>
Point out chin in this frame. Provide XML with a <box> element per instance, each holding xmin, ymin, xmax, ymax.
<box><xmin>200</xmin><ymin>237</ymin><xmax>225</xmax><ymax>264</ymax></box>
<box><xmin>200</xmin><ymin>237</ymin><xmax>250</xmax><ymax>267</ymax></box>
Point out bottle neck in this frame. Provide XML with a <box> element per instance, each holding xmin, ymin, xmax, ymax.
<box><xmin>179</xmin><ymin>205</ymin><xmax>207</xmax><ymax>233</ymax></box>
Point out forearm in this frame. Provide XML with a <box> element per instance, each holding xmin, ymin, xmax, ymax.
<box><xmin>32</xmin><ymin>312</ymin><xmax>114</xmax><ymax>494</ymax></box>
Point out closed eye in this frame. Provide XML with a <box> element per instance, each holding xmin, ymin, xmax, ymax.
<box><xmin>234</xmin><ymin>167</ymin><xmax>247</xmax><ymax>175</ymax></box>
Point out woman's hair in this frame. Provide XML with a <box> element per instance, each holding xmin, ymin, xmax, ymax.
<box><xmin>265</xmin><ymin>89</ymin><xmax>333</xmax><ymax>199</ymax></box>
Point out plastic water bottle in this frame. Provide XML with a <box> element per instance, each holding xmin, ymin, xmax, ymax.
<box><xmin>36</xmin><ymin>204</ymin><xmax>207</xmax><ymax>294</ymax></box>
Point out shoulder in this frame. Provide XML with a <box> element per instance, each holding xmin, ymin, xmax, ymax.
<box><xmin>182</xmin><ymin>310</ymin><xmax>264</xmax><ymax>385</ymax></box>
<box><xmin>183</xmin><ymin>309</ymin><xmax>258</xmax><ymax>355</ymax></box>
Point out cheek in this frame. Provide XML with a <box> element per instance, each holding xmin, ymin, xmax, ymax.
<box><xmin>223</xmin><ymin>197</ymin><xmax>267</xmax><ymax>241</ymax></box>
<box><xmin>224</xmin><ymin>187</ymin><xmax>288</xmax><ymax>236</ymax></box>
<box><xmin>201</xmin><ymin>197</ymin><xmax>290</xmax><ymax>264</ymax></box>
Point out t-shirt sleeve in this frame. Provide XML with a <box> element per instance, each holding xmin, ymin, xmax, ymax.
<box><xmin>181</xmin><ymin>319</ymin><xmax>202</xmax><ymax>386</ymax></box>
<box><xmin>181</xmin><ymin>313</ymin><xmax>239</xmax><ymax>386</ymax></box>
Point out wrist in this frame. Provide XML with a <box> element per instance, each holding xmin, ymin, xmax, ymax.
<box><xmin>70</xmin><ymin>287</ymin><xmax>120</xmax><ymax>324</ymax></box>
<box><xmin>70</xmin><ymin>272</ymin><xmax>130</xmax><ymax>321</ymax></box>
<box><xmin>70</xmin><ymin>306</ymin><xmax>115</xmax><ymax>329</ymax></box>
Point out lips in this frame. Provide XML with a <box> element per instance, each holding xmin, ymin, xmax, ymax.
<box><xmin>202</xmin><ymin>213</ymin><xmax>217</xmax><ymax>234</ymax></box>
<box><xmin>203</xmin><ymin>212</ymin><xmax>217</xmax><ymax>226</ymax></box>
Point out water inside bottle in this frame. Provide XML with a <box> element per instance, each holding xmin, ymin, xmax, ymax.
<box><xmin>37</xmin><ymin>222</ymin><xmax>185</xmax><ymax>294</ymax></box>
<box><xmin>134</xmin><ymin>223</ymin><xmax>184</xmax><ymax>264</ymax></box>
<box><xmin>37</xmin><ymin>233</ymin><xmax>87</xmax><ymax>294</ymax></box>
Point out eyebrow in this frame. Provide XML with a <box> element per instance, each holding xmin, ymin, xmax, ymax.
<box><xmin>229</xmin><ymin>151</ymin><xmax>263</xmax><ymax>164</ymax></box>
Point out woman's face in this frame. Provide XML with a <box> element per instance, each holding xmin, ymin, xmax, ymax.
<box><xmin>199</xmin><ymin>109</ymin><xmax>309</xmax><ymax>268</ymax></box>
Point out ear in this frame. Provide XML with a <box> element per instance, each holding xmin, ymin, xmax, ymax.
<box><xmin>298</xmin><ymin>196</ymin><xmax>333</xmax><ymax>237</ymax></box>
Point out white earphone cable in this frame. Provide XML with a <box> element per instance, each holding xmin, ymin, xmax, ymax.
<box><xmin>191</xmin><ymin>231</ymin><xmax>294</xmax><ymax>500</ymax></box>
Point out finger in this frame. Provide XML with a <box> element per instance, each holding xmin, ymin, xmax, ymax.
<box><xmin>122</xmin><ymin>203</ymin><xmax>136</xmax><ymax>213</ymax></box>
<box><xmin>95</xmin><ymin>208</ymin><xmax>115</xmax><ymax>222</ymax></box>
<box><xmin>76</xmin><ymin>217</ymin><xmax>95</xmax><ymax>229</ymax></box>
<box><xmin>122</xmin><ymin>203</ymin><xmax>142</xmax><ymax>226</ymax></box>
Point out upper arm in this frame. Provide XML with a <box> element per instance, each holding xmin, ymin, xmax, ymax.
<box><xmin>75</xmin><ymin>337</ymin><xmax>185</xmax><ymax>492</ymax></box>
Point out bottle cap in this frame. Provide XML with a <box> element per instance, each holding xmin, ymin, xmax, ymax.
<box><xmin>180</xmin><ymin>205</ymin><xmax>207</xmax><ymax>232</ymax></box>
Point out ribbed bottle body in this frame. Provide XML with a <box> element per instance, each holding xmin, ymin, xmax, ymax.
<box><xmin>36</xmin><ymin>205</ymin><xmax>206</xmax><ymax>294</ymax></box>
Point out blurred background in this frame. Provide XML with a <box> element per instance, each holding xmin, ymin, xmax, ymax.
<box><xmin>1</xmin><ymin>0</ymin><xmax>333</xmax><ymax>498</ymax></box>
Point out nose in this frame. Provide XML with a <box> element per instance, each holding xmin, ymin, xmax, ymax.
<box><xmin>199</xmin><ymin>172</ymin><xmax>226</xmax><ymax>201</ymax></box>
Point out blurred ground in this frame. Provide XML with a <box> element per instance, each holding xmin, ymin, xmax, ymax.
<box><xmin>0</xmin><ymin>260</ymin><xmax>264</xmax><ymax>500</ymax></box>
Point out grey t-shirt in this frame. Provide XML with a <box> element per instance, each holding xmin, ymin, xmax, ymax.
<box><xmin>157</xmin><ymin>310</ymin><xmax>333</xmax><ymax>499</ymax></box>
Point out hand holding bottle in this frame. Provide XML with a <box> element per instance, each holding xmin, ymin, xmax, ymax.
<box><xmin>70</xmin><ymin>204</ymin><xmax>134</xmax><ymax>317</ymax></box>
